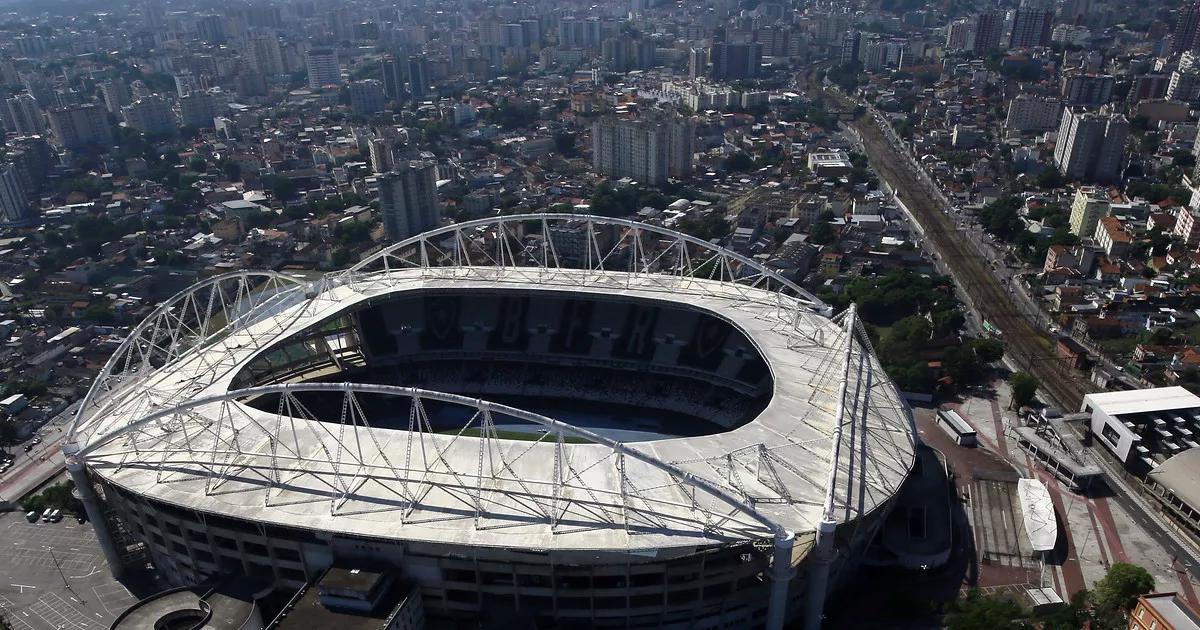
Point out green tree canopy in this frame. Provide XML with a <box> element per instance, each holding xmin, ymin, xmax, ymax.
<box><xmin>979</xmin><ymin>196</ymin><xmax>1025</xmax><ymax>241</ymax></box>
<box><xmin>1092</xmin><ymin>562</ymin><xmax>1154</xmax><ymax>615</ymax></box>
<box><xmin>1009</xmin><ymin>371</ymin><xmax>1039</xmax><ymax>408</ymax></box>
<box><xmin>723</xmin><ymin>152</ymin><xmax>754</xmax><ymax>173</ymax></box>
<box><xmin>677</xmin><ymin>214</ymin><xmax>731</xmax><ymax>242</ymax></box>
<box><xmin>809</xmin><ymin>221</ymin><xmax>836</xmax><ymax>245</ymax></box>
<box><xmin>944</xmin><ymin>588</ymin><xmax>1027</xmax><ymax>630</ymax></box>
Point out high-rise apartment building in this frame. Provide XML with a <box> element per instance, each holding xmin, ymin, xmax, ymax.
<box><xmin>0</xmin><ymin>164</ymin><xmax>32</xmax><ymax>227</ymax></box>
<box><xmin>1005</xmin><ymin>94</ymin><xmax>1063</xmax><ymax>132</ymax></box>
<box><xmin>1068</xmin><ymin>186</ymin><xmax>1110</xmax><ymax>238</ymax></box>
<box><xmin>945</xmin><ymin>19</ymin><xmax>973</xmax><ymax>51</ymax></box>
<box><xmin>98</xmin><ymin>80</ymin><xmax>130</xmax><ymax>114</ymax></box>
<box><xmin>688</xmin><ymin>48</ymin><xmax>708</xmax><ymax>79</ymax></box>
<box><xmin>839</xmin><ymin>31</ymin><xmax>861</xmax><ymax>66</ymax></box>
<box><xmin>1009</xmin><ymin>8</ymin><xmax>1053</xmax><ymax>49</ymax></box>
<box><xmin>174</xmin><ymin>71</ymin><xmax>200</xmax><ymax>97</ymax></box>
<box><xmin>558</xmin><ymin>17</ymin><xmax>611</xmax><ymax>49</ymax></box>
<box><xmin>408</xmin><ymin>55</ymin><xmax>430</xmax><ymax>101</ymax></box>
<box><xmin>1061</xmin><ymin>73</ymin><xmax>1115</xmax><ymax>106</ymax></box>
<box><xmin>380</xmin><ymin>55</ymin><xmax>405</xmax><ymax>100</ymax></box>
<box><xmin>179</xmin><ymin>90</ymin><xmax>224</xmax><ymax>128</ymax></box>
<box><xmin>5</xmin><ymin>93</ymin><xmax>44</xmax><ymax>135</ymax></box>
<box><xmin>246</xmin><ymin>34</ymin><xmax>286</xmax><ymax>76</ymax></box>
<box><xmin>379</xmin><ymin>161</ymin><xmax>439</xmax><ymax>241</ymax></box>
<box><xmin>47</xmin><ymin>103</ymin><xmax>113</xmax><ymax>150</ymax></box>
<box><xmin>122</xmin><ymin>95</ymin><xmax>177</xmax><ymax>136</ymax></box>
<box><xmin>195</xmin><ymin>14</ymin><xmax>226</xmax><ymax>43</ymax></box>
<box><xmin>305</xmin><ymin>48</ymin><xmax>340</xmax><ymax>89</ymax></box>
<box><xmin>592</xmin><ymin>113</ymin><xmax>694</xmax><ymax>185</ymax></box>
<box><xmin>349</xmin><ymin>80</ymin><xmax>386</xmax><ymax>114</ymax></box>
<box><xmin>1173</xmin><ymin>2</ymin><xmax>1200</xmax><ymax>55</ymax></box>
<box><xmin>1169</xmin><ymin>69</ymin><xmax>1200</xmax><ymax>103</ymax></box>
<box><xmin>1053</xmin><ymin>107</ymin><xmax>1129</xmax><ymax>183</ymax></box>
<box><xmin>6</xmin><ymin>135</ymin><xmax>53</xmax><ymax>196</ymax></box>
<box><xmin>710</xmin><ymin>42</ymin><xmax>762</xmax><ymax>80</ymax></box>
<box><xmin>369</xmin><ymin>138</ymin><xmax>393</xmax><ymax>174</ymax></box>
<box><xmin>973</xmin><ymin>11</ymin><xmax>1006</xmax><ymax>53</ymax></box>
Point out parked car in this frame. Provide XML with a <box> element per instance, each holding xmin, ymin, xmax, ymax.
<box><xmin>25</xmin><ymin>511</ymin><xmax>37</xmax><ymax>523</ymax></box>
<box><xmin>40</xmin><ymin>508</ymin><xmax>51</xmax><ymax>522</ymax></box>
<box><xmin>49</xmin><ymin>509</ymin><xmax>62</xmax><ymax>523</ymax></box>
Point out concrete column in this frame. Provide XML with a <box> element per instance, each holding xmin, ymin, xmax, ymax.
<box><xmin>764</xmin><ymin>530</ymin><xmax>795</xmax><ymax>630</ymax></box>
<box><xmin>62</xmin><ymin>441</ymin><xmax>125</xmax><ymax>580</ymax></box>
<box><xmin>803</xmin><ymin>519</ymin><xmax>837</xmax><ymax>630</ymax></box>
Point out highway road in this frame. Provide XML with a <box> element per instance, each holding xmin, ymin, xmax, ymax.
<box><xmin>0</xmin><ymin>403</ymin><xmax>77</xmax><ymax>507</ymax></box>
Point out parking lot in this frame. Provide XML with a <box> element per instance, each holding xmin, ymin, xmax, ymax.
<box><xmin>0</xmin><ymin>513</ymin><xmax>148</xmax><ymax>629</ymax></box>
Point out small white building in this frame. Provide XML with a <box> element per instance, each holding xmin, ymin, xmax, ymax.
<box><xmin>0</xmin><ymin>393</ymin><xmax>28</xmax><ymax>415</ymax></box>
<box><xmin>1081</xmin><ymin>387</ymin><xmax>1200</xmax><ymax>470</ymax></box>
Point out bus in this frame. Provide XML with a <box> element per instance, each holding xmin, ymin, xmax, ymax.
<box><xmin>936</xmin><ymin>409</ymin><xmax>978</xmax><ymax>447</ymax></box>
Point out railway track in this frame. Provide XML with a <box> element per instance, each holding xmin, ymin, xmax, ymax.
<box><xmin>842</xmin><ymin>105</ymin><xmax>1092</xmax><ymax>410</ymax></box>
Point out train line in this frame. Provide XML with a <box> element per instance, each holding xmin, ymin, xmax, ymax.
<box><xmin>844</xmin><ymin>108</ymin><xmax>1092</xmax><ymax>410</ymax></box>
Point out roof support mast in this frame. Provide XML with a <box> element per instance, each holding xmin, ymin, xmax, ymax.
<box><xmin>803</xmin><ymin>304</ymin><xmax>857</xmax><ymax>630</ymax></box>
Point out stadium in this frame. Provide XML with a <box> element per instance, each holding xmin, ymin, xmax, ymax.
<box><xmin>65</xmin><ymin>215</ymin><xmax>917</xmax><ymax>629</ymax></box>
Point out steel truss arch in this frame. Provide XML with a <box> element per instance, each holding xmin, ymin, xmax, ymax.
<box><xmin>74</xmin><ymin>382</ymin><xmax>788</xmax><ymax>539</ymax></box>
<box><xmin>69</xmin><ymin>270</ymin><xmax>306</xmax><ymax>443</ymax></box>
<box><xmin>338</xmin><ymin>213</ymin><xmax>830</xmax><ymax>315</ymax></box>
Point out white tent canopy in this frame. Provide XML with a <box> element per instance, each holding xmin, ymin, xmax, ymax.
<box><xmin>1018</xmin><ymin>478</ymin><xmax>1058</xmax><ymax>553</ymax></box>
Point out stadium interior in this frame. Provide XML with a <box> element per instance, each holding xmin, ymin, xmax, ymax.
<box><xmin>234</xmin><ymin>288</ymin><xmax>774</xmax><ymax>442</ymax></box>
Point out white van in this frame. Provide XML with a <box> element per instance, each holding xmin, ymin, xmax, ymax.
<box><xmin>41</xmin><ymin>508</ymin><xmax>52</xmax><ymax>522</ymax></box>
<box><xmin>49</xmin><ymin>509</ymin><xmax>62</xmax><ymax>523</ymax></box>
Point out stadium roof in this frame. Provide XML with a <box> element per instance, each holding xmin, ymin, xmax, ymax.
<box><xmin>68</xmin><ymin>216</ymin><xmax>917</xmax><ymax>553</ymax></box>
<box><xmin>1150</xmin><ymin>448</ymin><xmax>1200</xmax><ymax>513</ymax></box>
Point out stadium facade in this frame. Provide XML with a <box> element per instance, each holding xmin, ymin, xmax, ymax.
<box><xmin>65</xmin><ymin>215</ymin><xmax>917</xmax><ymax>629</ymax></box>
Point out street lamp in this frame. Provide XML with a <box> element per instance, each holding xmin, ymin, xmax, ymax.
<box><xmin>44</xmin><ymin>545</ymin><xmax>84</xmax><ymax>604</ymax></box>
<box><xmin>45</xmin><ymin>545</ymin><xmax>68</xmax><ymax>589</ymax></box>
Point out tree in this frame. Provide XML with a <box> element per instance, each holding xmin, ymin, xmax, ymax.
<box><xmin>221</xmin><ymin>160</ymin><xmax>242</xmax><ymax>182</ymax></box>
<box><xmin>944</xmin><ymin>345</ymin><xmax>985</xmax><ymax>384</ymax></box>
<box><xmin>553</xmin><ymin>131</ymin><xmax>577</xmax><ymax>157</ymax></box>
<box><xmin>723</xmin><ymin>152</ymin><xmax>754</xmax><ymax>173</ymax></box>
<box><xmin>1036</xmin><ymin>168</ymin><xmax>1066</xmax><ymax>189</ymax></box>
<box><xmin>809</xmin><ymin>221</ymin><xmax>836</xmax><ymax>245</ymax></box>
<box><xmin>972</xmin><ymin>338</ymin><xmax>1005</xmax><ymax>363</ymax></box>
<box><xmin>979</xmin><ymin>196</ymin><xmax>1024</xmax><ymax>241</ymax></box>
<box><xmin>491</xmin><ymin>99</ymin><xmax>539</xmax><ymax>130</ymax></box>
<box><xmin>0</xmin><ymin>421</ymin><xmax>16</xmax><ymax>447</ymax></box>
<box><xmin>943</xmin><ymin>588</ymin><xmax>1026</xmax><ymax>630</ymax></box>
<box><xmin>1092</xmin><ymin>563</ymin><xmax>1154</xmax><ymax>616</ymax></box>
<box><xmin>19</xmin><ymin>480</ymin><xmax>83</xmax><ymax>516</ymax></box>
<box><xmin>335</xmin><ymin>220</ymin><xmax>373</xmax><ymax>244</ymax></box>
<box><xmin>677</xmin><ymin>214</ymin><xmax>731</xmax><ymax>242</ymax></box>
<box><xmin>265</xmin><ymin>175</ymin><xmax>299</xmax><ymax>201</ymax></box>
<box><xmin>932</xmin><ymin>308</ymin><xmax>966</xmax><ymax>336</ymax></box>
<box><xmin>84</xmin><ymin>304</ymin><xmax>115</xmax><ymax>324</ymax></box>
<box><xmin>1009</xmin><ymin>371</ymin><xmax>1039</xmax><ymax>408</ymax></box>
